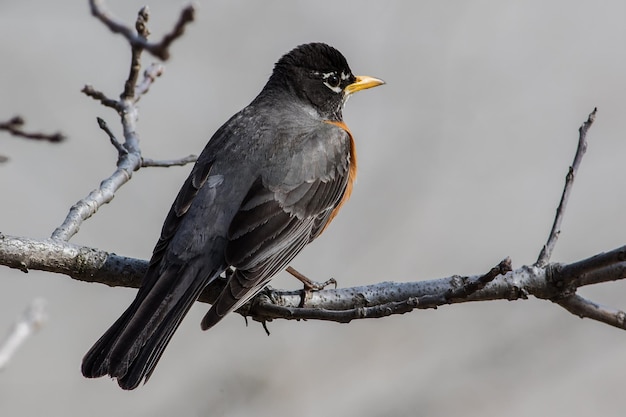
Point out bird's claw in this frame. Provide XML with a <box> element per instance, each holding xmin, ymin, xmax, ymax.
<box><xmin>285</xmin><ymin>266</ymin><xmax>337</xmax><ymax>307</ymax></box>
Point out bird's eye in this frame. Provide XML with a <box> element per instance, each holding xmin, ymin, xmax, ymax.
<box><xmin>326</xmin><ymin>73</ymin><xmax>340</xmax><ymax>88</ymax></box>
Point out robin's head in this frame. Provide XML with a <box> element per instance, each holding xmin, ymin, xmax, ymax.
<box><xmin>265</xmin><ymin>43</ymin><xmax>384</xmax><ymax>120</ymax></box>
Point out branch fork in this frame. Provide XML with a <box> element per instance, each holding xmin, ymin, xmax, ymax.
<box><xmin>51</xmin><ymin>1</ymin><xmax>197</xmax><ymax>242</ymax></box>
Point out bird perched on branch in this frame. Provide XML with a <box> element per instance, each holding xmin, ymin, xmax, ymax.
<box><xmin>82</xmin><ymin>42</ymin><xmax>384</xmax><ymax>390</ymax></box>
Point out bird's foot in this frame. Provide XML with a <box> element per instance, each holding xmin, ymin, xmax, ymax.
<box><xmin>285</xmin><ymin>266</ymin><xmax>337</xmax><ymax>307</ymax></box>
<box><xmin>286</xmin><ymin>266</ymin><xmax>337</xmax><ymax>290</ymax></box>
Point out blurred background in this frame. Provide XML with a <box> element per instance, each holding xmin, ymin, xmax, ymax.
<box><xmin>1</xmin><ymin>0</ymin><xmax>625</xmax><ymax>416</ymax></box>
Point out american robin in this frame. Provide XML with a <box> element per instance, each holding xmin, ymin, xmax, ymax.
<box><xmin>81</xmin><ymin>42</ymin><xmax>384</xmax><ymax>390</ymax></box>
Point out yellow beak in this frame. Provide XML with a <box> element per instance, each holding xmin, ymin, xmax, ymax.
<box><xmin>344</xmin><ymin>75</ymin><xmax>385</xmax><ymax>95</ymax></box>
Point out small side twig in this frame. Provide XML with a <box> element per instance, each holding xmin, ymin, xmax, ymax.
<box><xmin>536</xmin><ymin>107</ymin><xmax>597</xmax><ymax>267</ymax></box>
<box><xmin>82</xmin><ymin>85</ymin><xmax>120</xmax><ymax>110</ymax></box>
<box><xmin>0</xmin><ymin>116</ymin><xmax>65</xmax><ymax>143</ymax></box>
<box><xmin>0</xmin><ymin>299</ymin><xmax>48</xmax><ymax>371</ymax></box>
<box><xmin>445</xmin><ymin>257</ymin><xmax>512</xmax><ymax>301</ymax></box>
<box><xmin>96</xmin><ymin>117</ymin><xmax>126</xmax><ymax>155</ymax></box>
<box><xmin>135</xmin><ymin>63</ymin><xmax>164</xmax><ymax>100</ymax></box>
<box><xmin>556</xmin><ymin>294</ymin><xmax>626</xmax><ymax>330</ymax></box>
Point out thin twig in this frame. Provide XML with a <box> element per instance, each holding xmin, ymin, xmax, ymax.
<box><xmin>81</xmin><ymin>86</ymin><xmax>120</xmax><ymax>110</ymax></box>
<box><xmin>446</xmin><ymin>257</ymin><xmax>512</xmax><ymax>301</ymax></box>
<box><xmin>556</xmin><ymin>294</ymin><xmax>626</xmax><ymax>330</ymax></box>
<box><xmin>96</xmin><ymin>117</ymin><xmax>126</xmax><ymax>155</ymax></box>
<box><xmin>122</xmin><ymin>7</ymin><xmax>150</xmax><ymax>99</ymax></box>
<box><xmin>536</xmin><ymin>107</ymin><xmax>597</xmax><ymax>267</ymax></box>
<box><xmin>135</xmin><ymin>63</ymin><xmax>164</xmax><ymax>100</ymax></box>
<box><xmin>153</xmin><ymin>5</ymin><xmax>195</xmax><ymax>60</ymax></box>
<box><xmin>0</xmin><ymin>116</ymin><xmax>65</xmax><ymax>143</ymax></box>
<box><xmin>88</xmin><ymin>0</ymin><xmax>195</xmax><ymax>61</ymax></box>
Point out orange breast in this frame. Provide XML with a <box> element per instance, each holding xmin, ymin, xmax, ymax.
<box><xmin>322</xmin><ymin>120</ymin><xmax>357</xmax><ymax>230</ymax></box>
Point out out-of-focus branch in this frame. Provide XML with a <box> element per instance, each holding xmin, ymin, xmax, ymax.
<box><xmin>0</xmin><ymin>116</ymin><xmax>65</xmax><ymax>162</ymax></box>
<box><xmin>0</xmin><ymin>116</ymin><xmax>65</xmax><ymax>143</ymax></box>
<box><xmin>0</xmin><ymin>298</ymin><xmax>47</xmax><ymax>371</ymax></box>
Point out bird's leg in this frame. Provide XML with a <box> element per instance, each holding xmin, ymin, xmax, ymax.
<box><xmin>285</xmin><ymin>266</ymin><xmax>337</xmax><ymax>290</ymax></box>
<box><xmin>285</xmin><ymin>266</ymin><xmax>337</xmax><ymax>308</ymax></box>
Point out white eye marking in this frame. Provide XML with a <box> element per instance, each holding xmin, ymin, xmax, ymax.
<box><xmin>323</xmin><ymin>83</ymin><xmax>342</xmax><ymax>93</ymax></box>
<box><xmin>322</xmin><ymin>72</ymin><xmax>342</xmax><ymax>93</ymax></box>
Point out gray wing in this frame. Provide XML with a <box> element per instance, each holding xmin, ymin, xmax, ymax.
<box><xmin>82</xmin><ymin>114</ymin><xmax>248</xmax><ymax>389</ymax></box>
<box><xmin>201</xmin><ymin>121</ymin><xmax>352</xmax><ymax>329</ymax></box>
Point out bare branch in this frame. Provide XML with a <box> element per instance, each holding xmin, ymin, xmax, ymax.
<box><xmin>550</xmin><ymin>245</ymin><xmax>626</xmax><ymax>289</ymax></box>
<box><xmin>0</xmin><ymin>299</ymin><xmax>47</xmax><ymax>371</ymax></box>
<box><xmin>53</xmin><ymin>2</ymin><xmax>193</xmax><ymax>241</ymax></box>
<box><xmin>1</xmin><ymin>234</ymin><xmax>624</xmax><ymax>329</ymax></box>
<box><xmin>122</xmin><ymin>7</ymin><xmax>149</xmax><ymax>99</ymax></box>
<box><xmin>81</xmin><ymin>85</ymin><xmax>120</xmax><ymax>110</ymax></box>
<box><xmin>536</xmin><ymin>107</ymin><xmax>597</xmax><ymax>267</ymax></box>
<box><xmin>50</xmin><ymin>162</ymin><xmax>137</xmax><ymax>241</ymax></box>
<box><xmin>0</xmin><ymin>116</ymin><xmax>65</xmax><ymax>143</ymax></box>
<box><xmin>96</xmin><ymin>117</ymin><xmax>126</xmax><ymax>155</ymax></box>
<box><xmin>251</xmin><ymin>258</ymin><xmax>513</xmax><ymax>324</ymax></box>
<box><xmin>88</xmin><ymin>0</ymin><xmax>195</xmax><ymax>61</ymax></box>
<box><xmin>556</xmin><ymin>294</ymin><xmax>626</xmax><ymax>330</ymax></box>
<box><xmin>135</xmin><ymin>63</ymin><xmax>164</xmax><ymax>100</ymax></box>
<box><xmin>154</xmin><ymin>5</ymin><xmax>196</xmax><ymax>60</ymax></box>
<box><xmin>0</xmin><ymin>234</ymin><xmax>147</xmax><ymax>288</ymax></box>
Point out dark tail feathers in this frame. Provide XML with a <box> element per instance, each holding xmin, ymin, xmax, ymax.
<box><xmin>81</xmin><ymin>262</ymin><xmax>219</xmax><ymax>390</ymax></box>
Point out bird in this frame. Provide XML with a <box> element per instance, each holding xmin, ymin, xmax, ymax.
<box><xmin>81</xmin><ymin>42</ymin><xmax>384</xmax><ymax>390</ymax></box>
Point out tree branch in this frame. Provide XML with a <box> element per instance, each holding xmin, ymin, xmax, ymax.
<box><xmin>1</xmin><ymin>233</ymin><xmax>624</xmax><ymax>329</ymax></box>
<box><xmin>51</xmin><ymin>2</ymin><xmax>195</xmax><ymax>242</ymax></box>
<box><xmin>556</xmin><ymin>294</ymin><xmax>626</xmax><ymax>330</ymax></box>
<box><xmin>88</xmin><ymin>0</ymin><xmax>195</xmax><ymax>61</ymax></box>
<box><xmin>536</xmin><ymin>108</ymin><xmax>597</xmax><ymax>267</ymax></box>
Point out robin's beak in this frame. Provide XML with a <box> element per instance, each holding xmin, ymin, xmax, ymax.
<box><xmin>344</xmin><ymin>75</ymin><xmax>385</xmax><ymax>95</ymax></box>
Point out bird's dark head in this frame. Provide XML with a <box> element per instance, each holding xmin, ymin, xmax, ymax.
<box><xmin>264</xmin><ymin>43</ymin><xmax>384</xmax><ymax>120</ymax></box>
